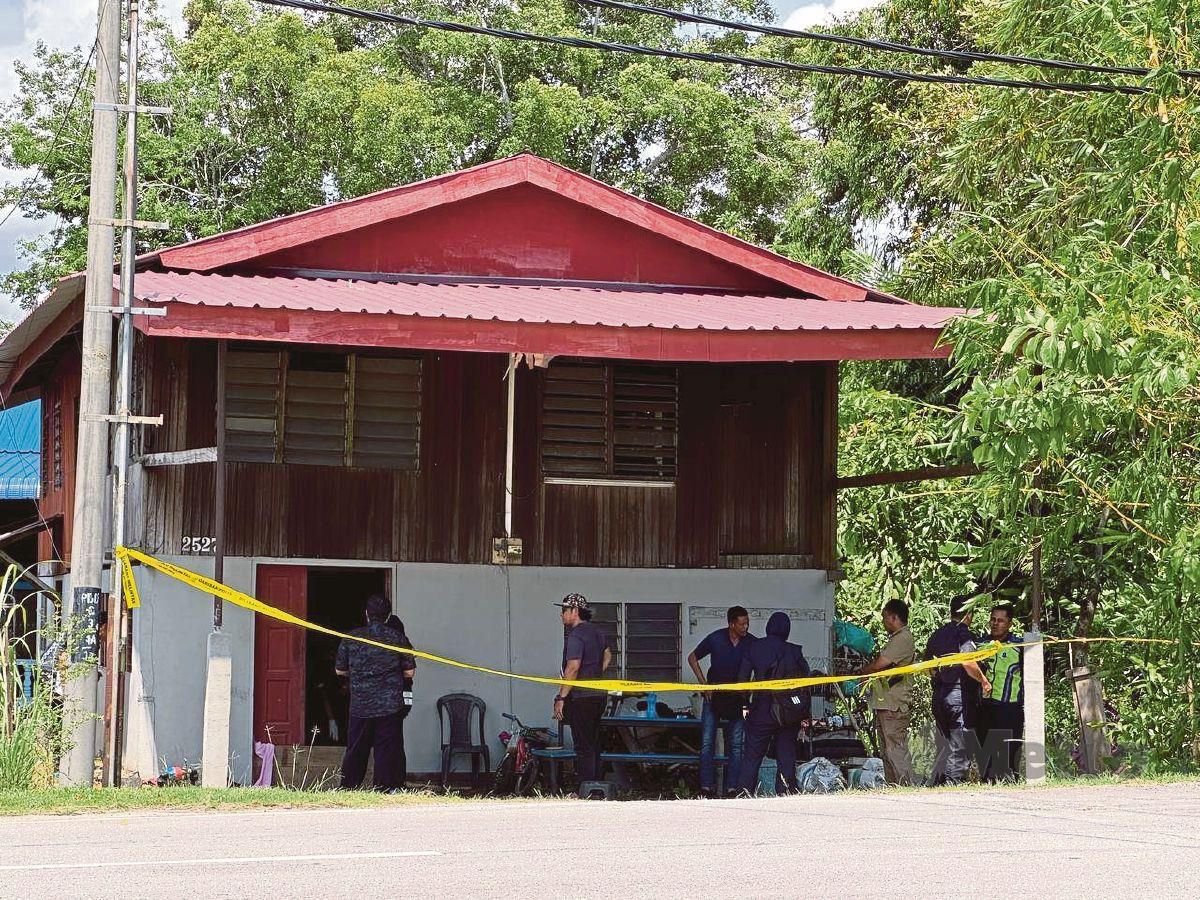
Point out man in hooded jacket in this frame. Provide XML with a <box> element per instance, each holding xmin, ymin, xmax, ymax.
<box><xmin>736</xmin><ymin>611</ymin><xmax>810</xmax><ymax>794</ymax></box>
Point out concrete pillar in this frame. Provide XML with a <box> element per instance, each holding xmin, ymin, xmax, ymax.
<box><xmin>1023</xmin><ymin>630</ymin><xmax>1046</xmax><ymax>784</ymax></box>
<box><xmin>201</xmin><ymin>630</ymin><xmax>232</xmax><ymax>788</ymax></box>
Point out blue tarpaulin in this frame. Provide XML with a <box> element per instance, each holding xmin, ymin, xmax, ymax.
<box><xmin>0</xmin><ymin>399</ymin><xmax>40</xmax><ymax>500</ymax></box>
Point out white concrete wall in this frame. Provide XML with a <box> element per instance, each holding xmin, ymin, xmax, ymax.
<box><xmin>123</xmin><ymin>558</ymin><xmax>833</xmax><ymax>783</ymax></box>
<box><xmin>123</xmin><ymin>556</ymin><xmax>254</xmax><ymax>783</ymax></box>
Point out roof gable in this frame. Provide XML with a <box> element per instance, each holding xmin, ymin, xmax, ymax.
<box><xmin>157</xmin><ymin>154</ymin><xmax>881</xmax><ymax>302</ymax></box>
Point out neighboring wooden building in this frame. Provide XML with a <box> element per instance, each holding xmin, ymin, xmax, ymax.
<box><xmin>0</xmin><ymin>155</ymin><xmax>957</xmax><ymax>782</ymax></box>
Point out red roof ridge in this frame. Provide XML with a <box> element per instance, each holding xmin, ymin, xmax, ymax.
<box><xmin>154</xmin><ymin>154</ymin><xmax>892</xmax><ymax>304</ymax></box>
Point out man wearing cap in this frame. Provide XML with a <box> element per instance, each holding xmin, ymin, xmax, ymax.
<box><xmin>924</xmin><ymin>595</ymin><xmax>991</xmax><ymax>786</ymax></box>
<box><xmin>552</xmin><ymin>593</ymin><xmax>613</xmax><ymax>791</ymax></box>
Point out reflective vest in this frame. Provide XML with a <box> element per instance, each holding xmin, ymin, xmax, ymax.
<box><xmin>981</xmin><ymin>635</ymin><xmax>1023</xmax><ymax>704</ymax></box>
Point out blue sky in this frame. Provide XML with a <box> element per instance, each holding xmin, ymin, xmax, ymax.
<box><xmin>0</xmin><ymin>0</ymin><xmax>879</xmax><ymax>321</ymax></box>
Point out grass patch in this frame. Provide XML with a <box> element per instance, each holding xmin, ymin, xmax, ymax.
<box><xmin>0</xmin><ymin>785</ymin><xmax>466</xmax><ymax>816</ymax></box>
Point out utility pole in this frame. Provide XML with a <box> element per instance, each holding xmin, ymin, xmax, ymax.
<box><xmin>1024</xmin><ymin>523</ymin><xmax>1047</xmax><ymax>784</ymax></box>
<box><xmin>60</xmin><ymin>0</ymin><xmax>123</xmax><ymax>787</ymax></box>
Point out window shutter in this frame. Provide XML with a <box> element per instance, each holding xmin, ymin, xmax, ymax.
<box><xmin>283</xmin><ymin>352</ymin><xmax>347</xmax><ymax>466</ymax></box>
<box><xmin>625</xmin><ymin>603</ymin><xmax>681</xmax><ymax>682</ymax></box>
<box><xmin>541</xmin><ymin>362</ymin><xmax>609</xmax><ymax>476</ymax></box>
<box><xmin>351</xmin><ymin>356</ymin><xmax>421</xmax><ymax>470</ymax></box>
<box><xmin>612</xmin><ymin>365</ymin><xmax>678</xmax><ymax>479</ymax></box>
<box><xmin>225</xmin><ymin>349</ymin><xmax>282</xmax><ymax>463</ymax></box>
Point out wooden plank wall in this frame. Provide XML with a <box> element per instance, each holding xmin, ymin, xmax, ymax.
<box><xmin>139</xmin><ymin>339</ymin><xmax>833</xmax><ymax>568</ymax></box>
<box><xmin>526</xmin><ymin>363</ymin><xmax>828</xmax><ymax>568</ymax></box>
<box><xmin>141</xmin><ymin>344</ymin><xmax>505</xmax><ymax>562</ymax></box>
<box><xmin>36</xmin><ymin>353</ymin><xmax>80</xmax><ymax>563</ymax></box>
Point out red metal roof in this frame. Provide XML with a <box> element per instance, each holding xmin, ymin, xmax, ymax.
<box><xmin>154</xmin><ymin>155</ymin><xmax>895</xmax><ymax>303</ymax></box>
<box><xmin>130</xmin><ymin>271</ymin><xmax>959</xmax><ymax>362</ymax></box>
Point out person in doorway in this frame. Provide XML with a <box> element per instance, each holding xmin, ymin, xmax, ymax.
<box><xmin>687</xmin><ymin>605</ymin><xmax>755</xmax><ymax>797</ymax></box>
<box><xmin>385</xmin><ymin>613</ymin><xmax>417</xmax><ymax>786</ymax></box>
<box><xmin>736</xmin><ymin>611</ymin><xmax>810</xmax><ymax>795</ymax></box>
<box><xmin>976</xmin><ymin>603</ymin><xmax>1024</xmax><ymax>781</ymax></box>
<box><xmin>551</xmin><ymin>593</ymin><xmax>612</xmax><ymax>793</ymax></box>
<box><xmin>855</xmin><ymin>598</ymin><xmax>916</xmax><ymax>785</ymax></box>
<box><xmin>335</xmin><ymin>594</ymin><xmax>416</xmax><ymax>791</ymax></box>
<box><xmin>924</xmin><ymin>596</ymin><xmax>991</xmax><ymax>786</ymax></box>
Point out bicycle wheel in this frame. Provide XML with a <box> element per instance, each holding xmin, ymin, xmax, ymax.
<box><xmin>514</xmin><ymin>757</ymin><xmax>542</xmax><ymax>796</ymax></box>
<box><xmin>492</xmin><ymin>753</ymin><xmax>518</xmax><ymax>796</ymax></box>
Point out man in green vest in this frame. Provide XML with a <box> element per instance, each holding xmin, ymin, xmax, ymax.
<box><xmin>977</xmin><ymin>603</ymin><xmax>1024</xmax><ymax>782</ymax></box>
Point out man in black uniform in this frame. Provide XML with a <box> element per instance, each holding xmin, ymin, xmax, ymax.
<box><xmin>736</xmin><ymin>611</ymin><xmax>810</xmax><ymax>795</ymax></box>
<box><xmin>551</xmin><ymin>593</ymin><xmax>612</xmax><ymax>792</ymax></box>
<box><xmin>335</xmin><ymin>594</ymin><xmax>416</xmax><ymax>791</ymax></box>
<box><xmin>924</xmin><ymin>595</ymin><xmax>991</xmax><ymax>786</ymax></box>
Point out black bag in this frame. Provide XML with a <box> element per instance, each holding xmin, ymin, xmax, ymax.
<box><xmin>766</xmin><ymin>651</ymin><xmax>808</xmax><ymax>728</ymax></box>
<box><xmin>711</xmin><ymin>689</ymin><xmax>744</xmax><ymax>721</ymax></box>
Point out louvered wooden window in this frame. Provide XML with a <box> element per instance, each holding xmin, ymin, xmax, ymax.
<box><xmin>225</xmin><ymin>349</ymin><xmax>283</xmax><ymax>463</ymax></box>
<box><xmin>224</xmin><ymin>348</ymin><xmax>421</xmax><ymax>470</ymax></box>
<box><xmin>283</xmin><ymin>352</ymin><xmax>347</xmax><ymax>466</ymax></box>
<box><xmin>570</xmin><ymin>602</ymin><xmax>680</xmax><ymax>682</ymax></box>
<box><xmin>352</xmin><ymin>356</ymin><xmax>421</xmax><ymax>469</ymax></box>
<box><xmin>541</xmin><ymin>362</ymin><xmax>678</xmax><ymax>480</ymax></box>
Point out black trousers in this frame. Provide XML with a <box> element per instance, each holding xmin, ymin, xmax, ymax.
<box><xmin>977</xmin><ymin>702</ymin><xmax>1024</xmax><ymax>782</ymax></box>
<box><xmin>341</xmin><ymin>711</ymin><xmax>406</xmax><ymax>791</ymax></box>
<box><xmin>737</xmin><ymin>718</ymin><xmax>800</xmax><ymax>794</ymax></box>
<box><xmin>566</xmin><ymin>694</ymin><xmax>606</xmax><ymax>784</ymax></box>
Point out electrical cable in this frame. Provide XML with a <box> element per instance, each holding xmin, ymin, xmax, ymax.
<box><xmin>0</xmin><ymin>39</ymin><xmax>100</xmax><ymax>230</ymax></box>
<box><xmin>576</xmin><ymin>0</ymin><xmax>1200</xmax><ymax>81</ymax></box>
<box><xmin>252</xmin><ymin>0</ymin><xmax>1153</xmax><ymax>95</ymax></box>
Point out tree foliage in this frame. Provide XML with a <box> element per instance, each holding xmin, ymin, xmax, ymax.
<box><xmin>805</xmin><ymin>0</ymin><xmax>1200</xmax><ymax>769</ymax></box>
<box><xmin>1</xmin><ymin>0</ymin><xmax>807</xmax><ymax>306</ymax></box>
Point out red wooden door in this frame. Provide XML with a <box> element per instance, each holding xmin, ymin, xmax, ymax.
<box><xmin>253</xmin><ymin>565</ymin><xmax>307</xmax><ymax>745</ymax></box>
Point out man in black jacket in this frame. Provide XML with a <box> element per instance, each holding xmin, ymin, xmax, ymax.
<box><xmin>736</xmin><ymin>611</ymin><xmax>810</xmax><ymax>794</ymax></box>
<box><xmin>335</xmin><ymin>594</ymin><xmax>416</xmax><ymax>791</ymax></box>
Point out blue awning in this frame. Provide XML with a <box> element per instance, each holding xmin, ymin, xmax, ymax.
<box><xmin>0</xmin><ymin>399</ymin><xmax>40</xmax><ymax>500</ymax></box>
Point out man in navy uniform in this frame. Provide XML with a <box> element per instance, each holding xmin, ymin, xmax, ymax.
<box><xmin>551</xmin><ymin>593</ymin><xmax>612</xmax><ymax>793</ymax></box>
<box><xmin>924</xmin><ymin>596</ymin><xmax>991</xmax><ymax>785</ymax></box>
<box><xmin>335</xmin><ymin>594</ymin><xmax>416</xmax><ymax>791</ymax></box>
<box><xmin>687</xmin><ymin>605</ymin><xmax>755</xmax><ymax>797</ymax></box>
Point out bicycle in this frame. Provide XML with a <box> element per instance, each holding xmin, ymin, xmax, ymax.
<box><xmin>492</xmin><ymin>712</ymin><xmax>556</xmax><ymax>796</ymax></box>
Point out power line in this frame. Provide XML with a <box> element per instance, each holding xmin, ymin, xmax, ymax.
<box><xmin>0</xmin><ymin>39</ymin><xmax>100</xmax><ymax>231</ymax></box>
<box><xmin>578</xmin><ymin>0</ymin><xmax>1200</xmax><ymax>81</ymax></box>
<box><xmin>253</xmin><ymin>0</ymin><xmax>1151</xmax><ymax>96</ymax></box>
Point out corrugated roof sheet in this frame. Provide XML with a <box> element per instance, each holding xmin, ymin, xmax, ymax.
<box><xmin>0</xmin><ymin>399</ymin><xmax>40</xmax><ymax>500</ymax></box>
<box><xmin>132</xmin><ymin>272</ymin><xmax>958</xmax><ymax>332</ymax></box>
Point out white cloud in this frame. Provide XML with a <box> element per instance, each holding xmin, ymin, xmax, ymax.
<box><xmin>783</xmin><ymin>0</ymin><xmax>882</xmax><ymax>31</ymax></box>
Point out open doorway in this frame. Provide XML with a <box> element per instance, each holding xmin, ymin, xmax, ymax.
<box><xmin>305</xmin><ymin>567</ymin><xmax>389</xmax><ymax>747</ymax></box>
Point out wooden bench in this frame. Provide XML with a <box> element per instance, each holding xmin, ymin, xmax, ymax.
<box><xmin>531</xmin><ymin>747</ymin><xmax>728</xmax><ymax>793</ymax></box>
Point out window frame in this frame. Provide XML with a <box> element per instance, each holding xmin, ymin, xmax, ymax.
<box><xmin>540</xmin><ymin>360</ymin><xmax>679</xmax><ymax>485</ymax></box>
<box><xmin>576</xmin><ymin>601</ymin><xmax>682</xmax><ymax>683</ymax></box>
<box><xmin>223</xmin><ymin>345</ymin><xmax>422</xmax><ymax>471</ymax></box>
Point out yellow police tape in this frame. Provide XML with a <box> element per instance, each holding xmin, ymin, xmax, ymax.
<box><xmin>111</xmin><ymin>546</ymin><xmax>1191</xmax><ymax>694</ymax></box>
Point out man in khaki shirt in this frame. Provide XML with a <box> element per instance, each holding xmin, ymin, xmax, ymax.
<box><xmin>857</xmin><ymin>599</ymin><xmax>916</xmax><ymax>785</ymax></box>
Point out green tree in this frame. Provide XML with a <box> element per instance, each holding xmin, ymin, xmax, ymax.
<box><xmin>2</xmin><ymin>0</ymin><xmax>807</xmax><ymax>306</ymax></box>
<box><xmin>794</xmin><ymin>0</ymin><xmax>1200</xmax><ymax>768</ymax></box>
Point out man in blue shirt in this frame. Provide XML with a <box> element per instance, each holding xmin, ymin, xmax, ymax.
<box><xmin>551</xmin><ymin>593</ymin><xmax>612</xmax><ymax>793</ymax></box>
<box><xmin>924</xmin><ymin>596</ymin><xmax>991</xmax><ymax>786</ymax></box>
<box><xmin>688</xmin><ymin>605</ymin><xmax>755</xmax><ymax>797</ymax></box>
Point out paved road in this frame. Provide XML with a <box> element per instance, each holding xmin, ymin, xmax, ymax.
<box><xmin>3</xmin><ymin>782</ymin><xmax>1197</xmax><ymax>898</ymax></box>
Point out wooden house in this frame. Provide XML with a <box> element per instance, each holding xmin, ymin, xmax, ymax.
<box><xmin>0</xmin><ymin>155</ymin><xmax>957</xmax><ymax>782</ymax></box>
